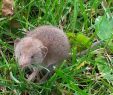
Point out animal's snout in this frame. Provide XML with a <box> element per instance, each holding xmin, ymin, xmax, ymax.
<box><xmin>19</xmin><ymin>57</ymin><xmax>30</xmax><ymax>68</ymax></box>
<box><xmin>20</xmin><ymin>63</ymin><xmax>28</xmax><ymax>68</ymax></box>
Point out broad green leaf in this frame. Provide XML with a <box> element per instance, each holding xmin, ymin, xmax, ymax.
<box><xmin>95</xmin><ymin>16</ymin><xmax>113</xmax><ymax>40</ymax></box>
<box><xmin>96</xmin><ymin>56</ymin><xmax>113</xmax><ymax>81</ymax></box>
<box><xmin>107</xmin><ymin>39</ymin><xmax>113</xmax><ymax>53</ymax></box>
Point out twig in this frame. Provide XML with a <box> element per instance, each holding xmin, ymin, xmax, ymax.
<box><xmin>77</xmin><ymin>41</ymin><xmax>103</xmax><ymax>57</ymax></box>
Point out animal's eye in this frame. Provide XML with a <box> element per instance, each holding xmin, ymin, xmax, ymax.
<box><xmin>31</xmin><ymin>55</ymin><xmax>34</xmax><ymax>58</ymax></box>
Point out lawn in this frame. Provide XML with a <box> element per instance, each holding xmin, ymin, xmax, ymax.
<box><xmin>0</xmin><ymin>0</ymin><xmax>113</xmax><ymax>95</ymax></box>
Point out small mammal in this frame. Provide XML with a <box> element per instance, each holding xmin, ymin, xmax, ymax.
<box><xmin>14</xmin><ymin>25</ymin><xmax>70</xmax><ymax>82</ymax></box>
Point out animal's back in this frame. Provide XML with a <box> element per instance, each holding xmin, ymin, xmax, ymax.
<box><xmin>27</xmin><ymin>25</ymin><xmax>70</xmax><ymax>66</ymax></box>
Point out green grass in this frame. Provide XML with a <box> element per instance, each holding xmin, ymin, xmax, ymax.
<box><xmin>1</xmin><ymin>0</ymin><xmax>113</xmax><ymax>95</ymax></box>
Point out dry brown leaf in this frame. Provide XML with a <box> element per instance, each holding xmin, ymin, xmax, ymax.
<box><xmin>2</xmin><ymin>0</ymin><xmax>14</xmax><ymax>16</ymax></box>
<box><xmin>10</xmin><ymin>19</ymin><xmax>21</xmax><ymax>29</ymax></box>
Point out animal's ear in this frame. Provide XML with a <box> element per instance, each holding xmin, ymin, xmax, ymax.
<box><xmin>41</xmin><ymin>46</ymin><xmax>48</xmax><ymax>58</ymax></box>
<box><xmin>14</xmin><ymin>38</ymin><xmax>20</xmax><ymax>47</ymax></box>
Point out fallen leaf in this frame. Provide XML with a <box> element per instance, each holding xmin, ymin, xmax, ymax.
<box><xmin>77</xmin><ymin>61</ymin><xmax>86</xmax><ymax>69</ymax></box>
<box><xmin>2</xmin><ymin>0</ymin><xmax>14</xmax><ymax>16</ymax></box>
<box><xmin>10</xmin><ymin>19</ymin><xmax>21</xmax><ymax>29</ymax></box>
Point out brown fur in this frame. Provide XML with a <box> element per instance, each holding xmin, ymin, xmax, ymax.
<box><xmin>14</xmin><ymin>25</ymin><xmax>70</xmax><ymax>82</ymax></box>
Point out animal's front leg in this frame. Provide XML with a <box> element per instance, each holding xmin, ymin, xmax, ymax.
<box><xmin>39</xmin><ymin>64</ymin><xmax>55</xmax><ymax>83</ymax></box>
<box><xmin>27</xmin><ymin>70</ymin><xmax>38</xmax><ymax>81</ymax></box>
